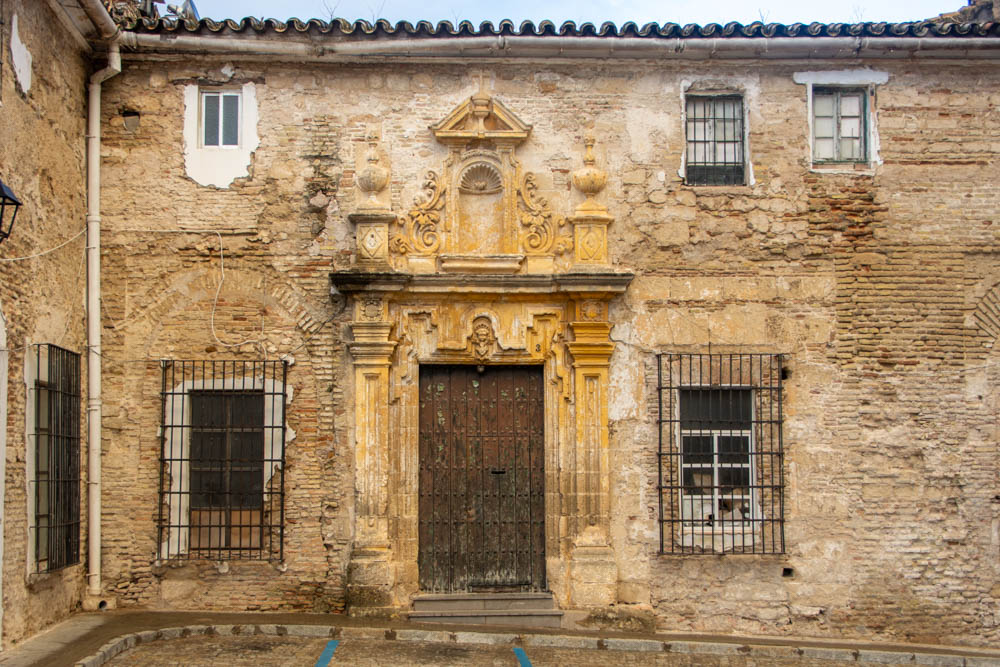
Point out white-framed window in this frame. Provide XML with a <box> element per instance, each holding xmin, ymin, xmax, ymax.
<box><xmin>684</xmin><ymin>95</ymin><xmax>746</xmax><ymax>186</ymax></box>
<box><xmin>793</xmin><ymin>70</ymin><xmax>888</xmax><ymax>170</ymax></box>
<box><xmin>657</xmin><ymin>353</ymin><xmax>785</xmax><ymax>555</ymax></box>
<box><xmin>200</xmin><ymin>90</ymin><xmax>241</xmax><ymax>148</ymax></box>
<box><xmin>157</xmin><ymin>360</ymin><xmax>291</xmax><ymax>561</ymax></box>
<box><xmin>812</xmin><ymin>88</ymin><xmax>867</xmax><ymax>163</ymax></box>
<box><xmin>677</xmin><ymin>388</ymin><xmax>755</xmax><ymax>527</ymax></box>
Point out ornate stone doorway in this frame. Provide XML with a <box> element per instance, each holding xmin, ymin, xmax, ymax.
<box><xmin>333</xmin><ymin>87</ymin><xmax>633</xmax><ymax>614</ymax></box>
<box><xmin>418</xmin><ymin>365</ymin><xmax>546</xmax><ymax>593</ymax></box>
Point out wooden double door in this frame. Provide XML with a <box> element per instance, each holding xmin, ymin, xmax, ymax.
<box><xmin>418</xmin><ymin>366</ymin><xmax>546</xmax><ymax>592</ymax></box>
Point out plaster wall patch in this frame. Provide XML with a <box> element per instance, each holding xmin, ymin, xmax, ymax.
<box><xmin>183</xmin><ymin>83</ymin><xmax>260</xmax><ymax>188</ymax></box>
<box><xmin>10</xmin><ymin>14</ymin><xmax>33</xmax><ymax>94</ymax></box>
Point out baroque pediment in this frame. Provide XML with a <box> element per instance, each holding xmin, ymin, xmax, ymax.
<box><xmin>347</xmin><ymin>89</ymin><xmax>616</xmax><ymax>277</ymax></box>
<box><xmin>430</xmin><ymin>91</ymin><xmax>531</xmax><ymax>146</ymax></box>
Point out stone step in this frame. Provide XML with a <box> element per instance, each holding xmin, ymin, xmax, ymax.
<box><xmin>408</xmin><ymin>609</ymin><xmax>564</xmax><ymax>628</ymax></box>
<box><xmin>412</xmin><ymin>592</ymin><xmax>556</xmax><ymax>611</ymax></box>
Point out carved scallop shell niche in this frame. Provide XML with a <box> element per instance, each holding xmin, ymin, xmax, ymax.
<box><xmin>457</xmin><ymin>161</ymin><xmax>505</xmax><ymax>255</ymax></box>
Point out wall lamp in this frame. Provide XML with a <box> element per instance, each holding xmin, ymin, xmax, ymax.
<box><xmin>0</xmin><ymin>178</ymin><xmax>22</xmax><ymax>244</ymax></box>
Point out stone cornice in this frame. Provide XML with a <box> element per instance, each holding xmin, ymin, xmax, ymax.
<box><xmin>330</xmin><ymin>271</ymin><xmax>634</xmax><ymax>296</ymax></box>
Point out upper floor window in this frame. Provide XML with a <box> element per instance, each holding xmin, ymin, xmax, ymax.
<box><xmin>201</xmin><ymin>90</ymin><xmax>240</xmax><ymax>147</ymax></box>
<box><xmin>32</xmin><ymin>344</ymin><xmax>81</xmax><ymax>573</ymax></box>
<box><xmin>812</xmin><ymin>88</ymin><xmax>866</xmax><ymax>163</ymax></box>
<box><xmin>685</xmin><ymin>95</ymin><xmax>745</xmax><ymax>186</ymax></box>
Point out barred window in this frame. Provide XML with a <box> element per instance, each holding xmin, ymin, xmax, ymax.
<box><xmin>33</xmin><ymin>344</ymin><xmax>81</xmax><ymax>573</ymax></box>
<box><xmin>657</xmin><ymin>353</ymin><xmax>784</xmax><ymax>554</ymax></box>
<box><xmin>158</xmin><ymin>360</ymin><xmax>288</xmax><ymax>561</ymax></box>
<box><xmin>685</xmin><ymin>95</ymin><xmax>745</xmax><ymax>186</ymax></box>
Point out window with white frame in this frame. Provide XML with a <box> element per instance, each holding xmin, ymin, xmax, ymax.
<box><xmin>685</xmin><ymin>95</ymin><xmax>745</xmax><ymax>186</ymax></box>
<box><xmin>657</xmin><ymin>353</ymin><xmax>785</xmax><ymax>554</ymax></box>
<box><xmin>158</xmin><ymin>360</ymin><xmax>288</xmax><ymax>561</ymax></box>
<box><xmin>31</xmin><ymin>344</ymin><xmax>81</xmax><ymax>573</ymax></box>
<box><xmin>201</xmin><ymin>90</ymin><xmax>240</xmax><ymax>147</ymax></box>
<box><xmin>812</xmin><ymin>88</ymin><xmax>867</xmax><ymax>163</ymax></box>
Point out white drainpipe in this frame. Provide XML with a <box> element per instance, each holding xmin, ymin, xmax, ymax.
<box><xmin>81</xmin><ymin>0</ymin><xmax>120</xmax><ymax>600</ymax></box>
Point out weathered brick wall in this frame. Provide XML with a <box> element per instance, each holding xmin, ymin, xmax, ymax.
<box><xmin>0</xmin><ymin>0</ymin><xmax>90</xmax><ymax>649</ymax></box>
<box><xmin>98</xmin><ymin>56</ymin><xmax>1000</xmax><ymax>645</ymax></box>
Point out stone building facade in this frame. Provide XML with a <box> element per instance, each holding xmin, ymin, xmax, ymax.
<box><xmin>0</xmin><ymin>0</ymin><xmax>95</xmax><ymax>648</ymax></box>
<box><xmin>3</xmin><ymin>0</ymin><xmax>1000</xmax><ymax>652</ymax></box>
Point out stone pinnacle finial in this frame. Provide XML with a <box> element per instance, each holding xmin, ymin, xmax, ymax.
<box><xmin>356</xmin><ymin>127</ymin><xmax>390</xmax><ymax>212</ymax></box>
<box><xmin>572</xmin><ymin>134</ymin><xmax>608</xmax><ymax>215</ymax></box>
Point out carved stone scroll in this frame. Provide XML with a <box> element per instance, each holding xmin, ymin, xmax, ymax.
<box><xmin>391</xmin><ymin>170</ymin><xmax>445</xmax><ymax>261</ymax></box>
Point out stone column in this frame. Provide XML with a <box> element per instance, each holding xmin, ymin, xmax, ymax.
<box><xmin>566</xmin><ymin>300</ymin><xmax>618</xmax><ymax>607</ymax></box>
<box><xmin>346</xmin><ymin>294</ymin><xmax>397</xmax><ymax>615</ymax></box>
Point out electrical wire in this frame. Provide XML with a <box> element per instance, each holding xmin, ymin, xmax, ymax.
<box><xmin>0</xmin><ymin>227</ymin><xmax>85</xmax><ymax>262</ymax></box>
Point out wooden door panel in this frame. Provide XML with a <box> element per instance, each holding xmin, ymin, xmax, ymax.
<box><xmin>418</xmin><ymin>366</ymin><xmax>545</xmax><ymax>592</ymax></box>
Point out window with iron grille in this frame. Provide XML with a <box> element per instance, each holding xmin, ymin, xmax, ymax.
<box><xmin>158</xmin><ymin>360</ymin><xmax>288</xmax><ymax>561</ymax></box>
<box><xmin>685</xmin><ymin>95</ymin><xmax>745</xmax><ymax>186</ymax></box>
<box><xmin>657</xmin><ymin>353</ymin><xmax>784</xmax><ymax>554</ymax></box>
<box><xmin>812</xmin><ymin>88</ymin><xmax>867</xmax><ymax>163</ymax></box>
<box><xmin>33</xmin><ymin>344</ymin><xmax>81</xmax><ymax>573</ymax></box>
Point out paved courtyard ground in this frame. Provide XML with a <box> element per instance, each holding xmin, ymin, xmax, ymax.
<box><xmin>103</xmin><ymin>634</ymin><xmax>989</xmax><ymax>667</ymax></box>
<box><xmin>2</xmin><ymin>611</ymin><xmax>999</xmax><ymax>667</ymax></box>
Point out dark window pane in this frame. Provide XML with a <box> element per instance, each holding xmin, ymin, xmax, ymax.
<box><xmin>222</xmin><ymin>94</ymin><xmax>239</xmax><ymax>146</ymax></box>
<box><xmin>718</xmin><ymin>435</ymin><xmax>751</xmax><ymax>463</ymax></box>
<box><xmin>719</xmin><ymin>467</ymin><xmax>750</xmax><ymax>494</ymax></box>
<box><xmin>190</xmin><ymin>469</ymin><xmax>224</xmax><ymax>508</ymax></box>
<box><xmin>203</xmin><ymin>94</ymin><xmax>220</xmax><ymax>146</ymax></box>
<box><xmin>231</xmin><ymin>432</ymin><xmax>264</xmax><ymax>461</ymax></box>
<box><xmin>191</xmin><ymin>432</ymin><xmax>225</xmax><ymax>462</ymax></box>
<box><xmin>680</xmin><ymin>389</ymin><xmax>752</xmax><ymax>428</ymax></box>
<box><xmin>681</xmin><ymin>435</ymin><xmax>713</xmax><ymax>463</ymax></box>
<box><xmin>682</xmin><ymin>468</ymin><xmax>713</xmax><ymax>495</ymax></box>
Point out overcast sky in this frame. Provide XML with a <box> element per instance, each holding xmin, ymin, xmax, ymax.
<box><xmin>189</xmin><ymin>0</ymin><xmax>964</xmax><ymax>27</ymax></box>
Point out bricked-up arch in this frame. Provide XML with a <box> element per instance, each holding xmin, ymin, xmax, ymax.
<box><xmin>99</xmin><ymin>265</ymin><xmax>348</xmax><ymax>612</ymax></box>
<box><xmin>972</xmin><ymin>282</ymin><xmax>1000</xmax><ymax>348</ymax></box>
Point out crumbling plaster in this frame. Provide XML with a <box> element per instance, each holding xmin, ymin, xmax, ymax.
<box><xmin>87</xmin><ymin>54</ymin><xmax>1000</xmax><ymax>645</ymax></box>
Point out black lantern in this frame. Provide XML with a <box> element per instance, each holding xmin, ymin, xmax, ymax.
<box><xmin>0</xmin><ymin>178</ymin><xmax>22</xmax><ymax>244</ymax></box>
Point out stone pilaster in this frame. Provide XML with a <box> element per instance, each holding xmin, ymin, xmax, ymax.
<box><xmin>346</xmin><ymin>294</ymin><xmax>397</xmax><ymax>615</ymax></box>
<box><xmin>566</xmin><ymin>300</ymin><xmax>618</xmax><ymax>607</ymax></box>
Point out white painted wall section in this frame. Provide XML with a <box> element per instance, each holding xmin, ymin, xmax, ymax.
<box><xmin>183</xmin><ymin>83</ymin><xmax>259</xmax><ymax>188</ymax></box>
<box><xmin>10</xmin><ymin>14</ymin><xmax>32</xmax><ymax>94</ymax></box>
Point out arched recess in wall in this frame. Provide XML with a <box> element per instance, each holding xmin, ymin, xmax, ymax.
<box><xmin>972</xmin><ymin>281</ymin><xmax>1000</xmax><ymax>350</ymax></box>
<box><xmin>100</xmin><ymin>266</ymin><xmax>342</xmax><ymax>603</ymax></box>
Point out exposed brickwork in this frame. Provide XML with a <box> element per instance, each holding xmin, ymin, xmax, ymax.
<box><xmin>0</xmin><ymin>0</ymin><xmax>94</xmax><ymax>649</ymax></box>
<box><xmin>2</xmin><ymin>7</ymin><xmax>1000</xmax><ymax>651</ymax></box>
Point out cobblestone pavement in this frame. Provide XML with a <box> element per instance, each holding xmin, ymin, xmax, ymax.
<box><xmin>105</xmin><ymin>636</ymin><xmax>932</xmax><ymax>667</ymax></box>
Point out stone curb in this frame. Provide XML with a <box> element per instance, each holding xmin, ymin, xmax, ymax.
<box><xmin>72</xmin><ymin>624</ymin><xmax>1000</xmax><ymax>667</ymax></box>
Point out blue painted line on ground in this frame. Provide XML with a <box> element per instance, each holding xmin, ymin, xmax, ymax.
<box><xmin>314</xmin><ymin>639</ymin><xmax>340</xmax><ymax>666</ymax></box>
<box><xmin>513</xmin><ymin>646</ymin><xmax>533</xmax><ymax>667</ymax></box>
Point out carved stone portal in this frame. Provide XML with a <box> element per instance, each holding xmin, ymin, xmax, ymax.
<box><xmin>389</xmin><ymin>91</ymin><xmax>572</xmax><ymax>274</ymax></box>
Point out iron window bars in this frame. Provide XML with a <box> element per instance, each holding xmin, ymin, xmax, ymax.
<box><xmin>33</xmin><ymin>344</ymin><xmax>81</xmax><ymax>573</ymax></box>
<box><xmin>812</xmin><ymin>88</ymin><xmax>867</xmax><ymax>163</ymax></box>
<box><xmin>685</xmin><ymin>95</ymin><xmax>745</xmax><ymax>186</ymax></box>
<box><xmin>657</xmin><ymin>353</ymin><xmax>784</xmax><ymax>554</ymax></box>
<box><xmin>158</xmin><ymin>360</ymin><xmax>288</xmax><ymax>561</ymax></box>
